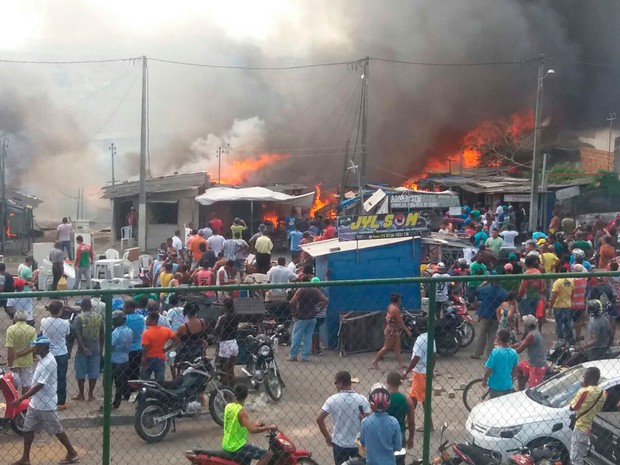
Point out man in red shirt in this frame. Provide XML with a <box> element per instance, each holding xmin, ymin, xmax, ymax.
<box><xmin>322</xmin><ymin>219</ymin><xmax>336</xmax><ymax>240</ymax></box>
<box><xmin>141</xmin><ymin>312</ymin><xmax>176</xmax><ymax>384</ymax></box>
<box><xmin>189</xmin><ymin>230</ymin><xmax>208</xmax><ymax>270</ymax></box>
<box><xmin>210</xmin><ymin>213</ymin><xmax>223</xmax><ymax>236</ymax></box>
<box><xmin>73</xmin><ymin>235</ymin><xmax>94</xmax><ymax>290</ymax></box>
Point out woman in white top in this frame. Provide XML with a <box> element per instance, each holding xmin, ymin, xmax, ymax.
<box><xmin>40</xmin><ymin>300</ymin><xmax>71</xmax><ymax>409</ymax></box>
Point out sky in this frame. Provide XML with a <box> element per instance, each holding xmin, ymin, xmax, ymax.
<box><xmin>2</xmin><ymin>1</ymin><xmax>619</xmax><ymax>221</ymax></box>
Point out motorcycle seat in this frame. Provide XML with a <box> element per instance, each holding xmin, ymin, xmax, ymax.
<box><xmin>531</xmin><ymin>447</ymin><xmax>553</xmax><ymax>461</ymax></box>
<box><xmin>191</xmin><ymin>449</ymin><xmax>237</xmax><ymax>461</ymax></box>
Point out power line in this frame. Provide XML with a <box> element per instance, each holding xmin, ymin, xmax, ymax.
<box><xmin>370</xmin><ymin>57</ymin><xmax>539</xmax><ymax>67</ymax></box>
<box><xmin>0</xmin><ymin>57</ymin><xmax>139</xmax><ymax>65</ymax></box>
<box><xmin>149</xmin><ymin>57</ymin><xmax>363</xmax><ymax>70</ymax></box>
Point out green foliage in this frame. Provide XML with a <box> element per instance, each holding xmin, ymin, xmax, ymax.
<box><xmin>546</xmin><ymin>162</ymin><xmax>585</xmax><ymax>181</ymax></box>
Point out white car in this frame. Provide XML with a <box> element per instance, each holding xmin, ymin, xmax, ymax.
<box><xmin>465</xmin><ymin>360</ymin><xmax>620</xmax><ymax>460</ymax></box>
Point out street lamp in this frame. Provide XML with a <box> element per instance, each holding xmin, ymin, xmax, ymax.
<box><xmin>528</xmin><ymin>60</ymin><xmax>555</xmax><ymax>232</ymax></box>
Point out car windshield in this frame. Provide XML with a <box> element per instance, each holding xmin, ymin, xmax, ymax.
<box><xmin>526</xmin><ymin>366</ymin><xmax>607</xmax><ymax>408</ymax></box>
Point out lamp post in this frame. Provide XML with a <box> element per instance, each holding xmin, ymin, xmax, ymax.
<box><xmin>607</xmin><ymin>113</ymin><xmax>616</xmax><ymax>170</ymax></box>
<box><xmin>528</xmin><ymin>57</ymin><xmax>555</xmax><ymax>232</ymax></box>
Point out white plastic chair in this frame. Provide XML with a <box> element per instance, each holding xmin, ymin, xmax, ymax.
<box><xmin>105</xmin><ymin>249</ymin><xmax>120</xmax><ymax>259</ymax></box>
<box><xmin>138</xmin><ymin>254</ymin><xmax>153</xmax><ymax>269</ymax></box>
<box><xmin>100</xmin><ymin>278</ymin><xmax>129</xmax><ymax>290</ymax></box>
<box><xmin>120</xmin><ymin>226</ymin><xmax>133</xmax><ymax>249</ymax></box>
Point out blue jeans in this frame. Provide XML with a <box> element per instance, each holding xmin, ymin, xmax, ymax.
<box><xmin>554</xmin><ymin>308</ymin><xmax>574</xmax><ymax>343</ymax></box>
<box><xmin>141</xmin><ymin>358</ymin><xmax>166</xmax><ymax>384</ymax></box>
<box><xmin>289</xmin><ymin>318</ymin><xmax>316</xmax><ymax>361</ymax></box>
<box><xmin>60</xmin><ymin>240</ymin><xmax>73</xmax><ymax>260</ymax></box>
<box><xmin>55</xmin><ymin>354</ymin><xmax>69</xmax><ymax>405</ymax></box>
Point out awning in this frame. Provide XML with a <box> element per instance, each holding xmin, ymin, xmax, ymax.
<box><xmin>301</xmin><ymin>237</ymin><xmax>414</xmax><ymax>257</ymax></box>
<box><xmin>195</xmin><ymin>186</ymin><xmax>315</xmax><ymax>208</ymax></box>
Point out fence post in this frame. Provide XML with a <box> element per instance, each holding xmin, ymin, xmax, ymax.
<box><xmin>422</xmin><ymin>280</ymin><xmax>436</xmax><ymax>465</ymax></box>
<box><xmin>102</xmin><ymin>292</ymin><xmax>113</xmax><ymax>465</ymax></box>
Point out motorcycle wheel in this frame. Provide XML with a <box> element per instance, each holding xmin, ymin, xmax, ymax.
<box><xmin>209</xmin><ymin>386</ymin><xmax>235</xmax><ymax>427</ymax></box>
<box><xmin>264</xmin><ymin>369</ymin><xmax>283</xmax><ymax>401</ymax></box>
<box><xmin>10</xmin><ymin>410</ymin><xmax>27</xmax><ymax>435</ymax></box>
<box><xmin>134</xmin><ymin>400</ymin><xmax>171</xmax><ymax>443</ymax></box>
<box><xmin>459</xmin><ymin>322</ymin><xmax>476</xmax><ymax>348</ymax></box>
<box><xmin>436</xmin><ymin>334</ymin><xmax>460</xmax><ymax>357</ymax></box>
<box><xmin>295</xmin><ymin>458</ymin><xmax>320</xmax><ymax>465</ymax></box>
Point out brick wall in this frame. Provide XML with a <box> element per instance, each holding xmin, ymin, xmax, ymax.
<box><xmin>580</xmin><ymin>147</ymin><xmax>614</xmax><ymax>173</ymax></box>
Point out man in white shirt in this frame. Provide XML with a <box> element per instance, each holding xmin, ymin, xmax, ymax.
<box><xmin>172</xmin><ymin>229</ymin><xmax>183</xmax><ymax>253</ymax></box>
<box><xmin>56</xmin><ymin>217</ymin><xmax>73</xmax><ymax>260</ymax></box>
<box><xmin>317</xmin><ymin>370</ymin><xmax>371</xmax><ymax>465</ymax></box>
<box><xmin>11</xmin><ymin>336</ymin><xmax>79</xmax><ymax>465</ymax></box>
<box><xmin>208</xmin><ymin>231</ymin><xmax>225</xmax><ymax>256</ymax></box>
<box><xmin>7</xmin><ymin>279</ymin><xmax>35</xmax><ymax>324</ymax></box>
<box><xmin>432</xmin><ymin>263</ymin><xmax>451</xmax><ymax>319</ymax></box>
<box><xmin>500</xmin><ymin>224</ymin><xmax>519</xmax><ymax>249</ymax></box>
<box><xmin>267</xmin><ymin>257</ymin><xmax>297</xmax><ymax>297</ymax></box>
<box><xmin>287</xmin><ymin>253</ymin><xmax>301</xmax><ymax>275</ymax></box>
<box><xmin>402</xmin><ymin>331</ymin><xmax>436</xmax><ymax>431</ymax></box>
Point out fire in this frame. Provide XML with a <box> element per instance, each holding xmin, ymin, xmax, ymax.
<box><xmin>219</xmin><ymin>153</ymin><xmax>290</xmax><ymax>185</ymax></box>
<box><xmin>419</xmin><ymin>110</ymin><xmax>535</xmax><ymax>174</ymax></box>
<box><xmin>402</xmin><ymin>179</ymin><xmax>418</xmax><ymax>190</ymax></box>
<box><xmin>309</xmin><ymin>183</ymin><xmax>337</xmax><ymax>218</ymax></box>
<box><xmin>5</xmin><ymin>212</ymin><xmax>17</xmax><ymax>239</ymax></box>
<box><xmin>262</xmin><ymin>210</ymin><xmax>279</xmax><ymax>226</ymax></box>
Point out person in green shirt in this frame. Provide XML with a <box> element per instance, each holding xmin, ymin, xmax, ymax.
<box><xmin>230</xmin><ymin>217</ymin><xmax>247</xmax><ymax>240</ymax></box>
<box><xmin>5</xmin><ymin>310</ymin><xmax>37</xmax><ymax>393</ymax></box>
<box><xmin>467</xmin><ymin>260</ymin><xmax>487</xmax><ymax>303</ymax></box>
<box><xmin>17</xmin><ymin>256</ymin><xmax>35</xmax><ymax>292</ymax></box>
<box><xmin>222</xmin><ymin>384</ymin><xmax>277</xmax><ymax>465</ymax></box>
<box><xmin>386</xmin><ymin>371</ymin><xmax>415</xmax><ymax>454</ymax></box>
<box><xmin>485</xmin><ymin>228</ymin><xmax>504</xmax><ymax>255</ymax></box>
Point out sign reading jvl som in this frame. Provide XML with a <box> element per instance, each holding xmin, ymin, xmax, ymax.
<box><xmin>337</xmin><ymin>212</ymin><xmax>428</xmax><ymax>241</ymax></box>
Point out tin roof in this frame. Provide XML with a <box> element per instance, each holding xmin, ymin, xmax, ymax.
<box><xmin>101</xmin><ymin>172</ymin><xmax>209</xmax><ymax>199</ymax></box>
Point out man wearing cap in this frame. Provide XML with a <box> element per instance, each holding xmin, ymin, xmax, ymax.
<box><xmin>512</xmin><ymin>314</ymin><xmax>547</xmax><ymax>390</ymax></box>
<box><xmin>11</xmin><ymin>336</ymin><xmax>79</xmax><ymax>465</ymax></box>
<box><xmin>231</xmin><ymin>217</ymin><xmax>247</xmax><ymax>240</ymax></box>
<box><xmin>73</xmin><ymin>298</ymin><xmax>103</xmax><ymax>402</ymax></box>
<box><xmin>431</xmin><ymin>263</ymin><xmax>451</xmax><ymax>319</ymax></box>
<box><xmin>7</xmin><ymin>279</ymin><xmax>35</xmax><ymax>324</ymax></box>
<box><xmin>317</xmin><ymin>370</ymin><xmax>371</xmax><ymax>465</ymax></box>
<box><xmin>5</xmin><ymin>310</ymin><xmax>37</xmax><ymax>394</ymax></box>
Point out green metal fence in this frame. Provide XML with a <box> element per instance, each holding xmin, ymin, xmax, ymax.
<box><xmin>1</xmin><ymin>271</ymin><xmax>618</xmax><ymax>465</ymax></box>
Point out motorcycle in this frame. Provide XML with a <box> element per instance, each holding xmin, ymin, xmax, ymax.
<box><xmin>443</xmin><ymin>297</ymin><xmax>475</xmax><ymax>348</ymax></box>
<box><xmin>401</xmin><ymin>310</ymin><xmax>461</xmax><ymax>357</ymax></box>
<box><xmin>412</xmin><ymin>423</ymin><xmax>457</xmax><ymax>465</ymax></box>
<box><xmin>242</xmin><ymin>330</ymin><xmax>286</xmax><ymax>401</ymax></box>
<box><xmin>185</xmin><ymin>429</ymin><xmax>318</xmax><ymax>465</ymax></box>
<box><xmin>0</xmin><ymin>367</ymin><xmax>29</xmax><ymax>435</ymax></box>
<box><xmin>131</xmin><ymin>357</ymin><xmax>235</xmax><ymax>443</ymax></box>
<box><xmin>454</xmin><ymin>441</ymin><xmax>560</xmax><ymax>465</ymax></box>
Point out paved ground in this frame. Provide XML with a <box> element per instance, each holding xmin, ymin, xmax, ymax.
<box><xmin>2</xmin><ymin>293</ymin><xmax>615</xmax><ymax>465</ymax></box>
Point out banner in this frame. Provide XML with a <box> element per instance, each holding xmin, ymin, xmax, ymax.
<box><xmin>389</xmin><ymin>191</ymin><xmax>459</xmax><ymax>210</ymax></box>
<box><xmin>337</xmin><ymin>212</ymin><xmax>429</xmax><ymax>241</ymax></box>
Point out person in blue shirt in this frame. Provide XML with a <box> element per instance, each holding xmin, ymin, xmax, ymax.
<box><xmin>482</xmin><ymin>329</ymin><xmax>518</xmax><ymax>399</ymax></box>
<box><xmin>111</xmin><ymin>310</ymin><xmax>134</xmax><ymax>409</ymax></box>
<box><xmin>123</xmin><ymin>300</ymin><xmax>145</xmax><ymax>400</ymax></box>
<box><xmin>359</xmin><ymin>384</ymin><xmax>402</xmax><ymax>465</ymax></box>
<box><xmin>532</xmin><ymin>226</ymin><xmax>548</xmax><ymax>241</ymax></box>
<box><xmin>471</xmin><ymin>281</ymin><xmax>508</xmax><ymax>360</ymax></box>
<box><xmin>473</xmin><ymin>225</ymin><xmax>489</xmax><ymax>248</ymax></box>
<box><xmin>288</xmin><ymin>223</ymin><xmax>303</xmax><ymax>254</ymax></box>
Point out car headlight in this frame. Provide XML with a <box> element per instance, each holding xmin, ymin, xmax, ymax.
<box><xmin>259</xmin><ymin>345</ymin><xmax>271</xmax><ymax>356</ymax></box>
<box><xmin>485</xmin><ymin>425</ymin><xmax>522</xmax><ymax>438</ymax></box>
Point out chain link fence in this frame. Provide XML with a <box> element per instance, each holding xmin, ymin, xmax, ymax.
<box><xmin>1</xmin><ymin>273</ymin><xmax>619</xmax><ymax>465</ymax></box>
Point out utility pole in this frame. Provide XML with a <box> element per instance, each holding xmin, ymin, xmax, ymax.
<box><xmin>359</xmin><ymin>56</ymin><xmax>369</xmax><ymax>188</ymax></box>
<box><xmin>339</xmin><ymin>139</ymin><xmax>351</xmax><ymax>200</ymax></box>
<box><xmin>528</xmin><ymin>56</ymin><xmax>554</xmax><ymax>232</ymax></box>
<box><xmin>607</xmin><ymin>113</ymin><xmax>616</xmax><ymax>171</ymax></box>
<box><xmin>217</xmin><ymin>144</ymin><xmax>230</xmax><ymax>184</ymax></box>
<box><xmin>0</xmin><ymin>139</ymin><xmax>7</xmax><ymax>255</ymax></box>
<box><xmin>109</xmin><ymin>143</ymin><xmax>116</xmax><ymax>187</ymax></box>
<box><xmin>138</xmin><ymin>56</ymin><xmax>148</xmax><ymax>251</ymax></box>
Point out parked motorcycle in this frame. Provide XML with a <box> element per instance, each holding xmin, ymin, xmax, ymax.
<box><xmin>401</xmin><ymin>310</ymin><xmax>461</xmax><ymax>356</ymax></box>
<box><xmin>453</xmin><ymin>441</ymin><xmax>560</xmax><ymax>465</ymax></box>
<box><xmin>443</xmin><ymin>297</ymin><xmax>475</xmax><ymax>348</ymax></box>
<box><xmin>131</xmin><ymin>357</ymin><xmax>235</xmax><ymax>442</ymax></box>
<box><xmin>412</xmin><ymin>423</ymin><xmax>457</xmax><ymax>465</ymax></box>
<box><xmin>242</xmin><ymin>330</ymin><xmax>286</xmax><ymax>401</ymax></box>
<box><xmin>185</xmin><ymin>429</ymin><xmax>318</xmax><ymax>465</ymax></box>
<box><xmin>0</xmin><ymin>367</ymin><xmax>29</xmax><ymax>435</ymax></box>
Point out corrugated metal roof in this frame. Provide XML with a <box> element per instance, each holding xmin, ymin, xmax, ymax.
<box><xmin>101</xmin><ymin>172</ymin><xmax>209</xmax><ymax>199</ymax></box>
<box><xmin>301</xmin><ymin>237</ymin><xmax>414</xmax><ymax>257</ymax></box>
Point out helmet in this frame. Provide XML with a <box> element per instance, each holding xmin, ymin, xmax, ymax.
<box><xmin>457</xmin><ymin>258</ymin><xmax>468</xmax><ymax>267</ymax></box>
<box><xmin>437</xmin><ymin>262</ymin><xmax>447</xmax><ymax>272</ymax></box>
<box><xmin>572</xmin><ymin>248</ymin><xmax>585</xmax><ymax>259</ymax></box>
<box><xmin>368</xmin><ymin>383</ymin><xmax>391</xmax><ymax>412</ymax></box>
<box><xmin>112</xmin><ymin>310</ymin><xmax>126</xmax><ymax>327</ymax></box>
<box><xmin>587</xmin><ymin>299</ymin><xmax>603</xmax><ymax>317</ymax></box>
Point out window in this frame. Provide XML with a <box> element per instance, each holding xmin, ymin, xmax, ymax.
<box><xmin>148</xmin><ymin>202</ymin><xmax>178</xmax><ymax>224</ymax></box>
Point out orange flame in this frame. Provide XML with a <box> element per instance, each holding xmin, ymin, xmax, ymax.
<box><xmin>419</xmin><ymin>110</ymin><xmax>534</xmax><ymax>174</ymax></box>
<box><xmin>262</xmin><ymin>210</ymin><xmax>279</xmax><ymax>226</ymax></box>
<box><xmin>309</xmin><ymin>184</ymin><xmax>337</xmax><ymax>218</ymax></box>
<box><xmin>309</xmin><ymin>184</ymin><xmax>326</xmax><ymax>217</ymax></box>
<box><xmin>219</xmin><ymin>153</ymin><xmax>290</xmax><ymax>185</ymax></box>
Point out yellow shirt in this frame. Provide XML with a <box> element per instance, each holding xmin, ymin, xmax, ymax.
<box><xmin>541</xmin><ymin>252</ymin><xmax>559</xmax><ymax>273</ymax></box>
<box><xmin>570</xmin><ymin>386</ymin><xmax>607</xmax><ymax>432</ymax></box>
<box><xmin>255</xmin><ymin>235</ymin><xmax>273</xmax><ymax>254</ymax></box>
<box><xmin>552</xmin><ymin>277</ymin><xmax>574</xmax><ymax>308</ymax></box>
<box><xmin>160</xmin><ymin>271</ymin><xmax>174</xmax><ymax>288</ymax></box>
<box><xmin>5</xmin><ymin>321</ymin><xmax>37</xmax><ymax>368</ymax></box>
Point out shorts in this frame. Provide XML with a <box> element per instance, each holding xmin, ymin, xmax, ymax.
<box><xmin>12</xmin><ymin>366</ymin><xmax>35</xmax><ymax>388</ymax></box>
<box><xmin>219</xmin><ymin>339</ymin><xmax>239</xmax><ymax>358</ymax></box>
<box><xmin>518</xmin><ymin>360</ymin><xmax>546</xmax><ymax>387</ymax></box>
<box><xmin>75</xmin><ymin>351</ymin><xmax>101</xmax><ymax>380</ymax></box>
<box><xmin>227</xmin><ymin>443</ymin><xmax>267</xmax><ymax>465</ymax></box>
<box><xmin>409</xmin><ymin>372</ymin><xmax>427</xmax><ymax>403</ymax></box>
<box><xmin>572</xmin><ymin>309</ymin><xmax>585</xmax><ymax>322</ymax></box>
<box><xmin>23</xmin><ymin>407</ymin><xmax>63</xmax><ymax>435</ymax></box>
